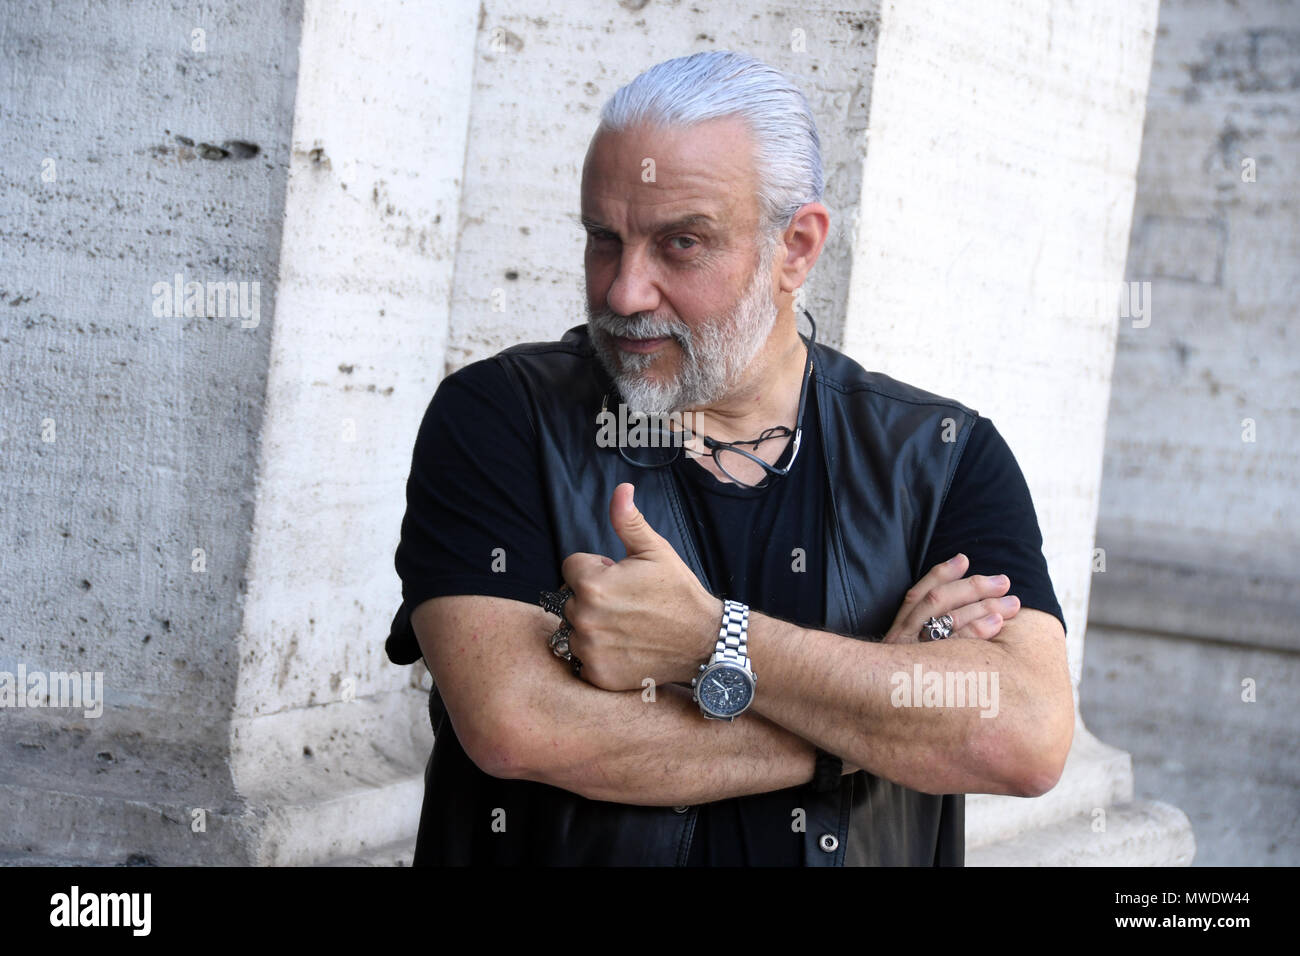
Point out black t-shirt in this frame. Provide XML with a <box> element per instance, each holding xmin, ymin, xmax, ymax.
<box><xmin>394</xmin><ymin>354</ymin><xmax>1065</xmax><ymax>867</ymax></box>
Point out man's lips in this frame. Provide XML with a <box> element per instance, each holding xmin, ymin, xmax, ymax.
<box><xmin>612</xmin><ymin>334</ymin><xmax>672</xmax><ymax>354</ymax></box>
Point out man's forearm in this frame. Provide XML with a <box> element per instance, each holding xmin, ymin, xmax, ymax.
<box><xmin>743</xmin><ymin>608</ymin><xmax>1072</xmax><ymax>797</ymax></box>
<box><xmin>505</xmin><ymin>669</ymin><xmax>830</xmax><ymax>805</ymax></box>
<box><xmin>422</xmin><ymin>594</ymin><xmax>848</xmax><ymax>809</ymax></box>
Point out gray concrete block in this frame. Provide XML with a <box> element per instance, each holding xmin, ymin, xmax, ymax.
<box><xmin>968</xmin><ymin>800</ymin><xmax>1196</xmax><ymax>866</ymax></box>
<box><xmin>1082</xmin><ymin>624</ymin><xmax>1300</xmax><ymax>865</ymax></box>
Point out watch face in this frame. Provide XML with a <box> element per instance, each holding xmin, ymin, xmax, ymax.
<box><xmin>697</xmin><ymin>663</ymin><xmax>754</xmax><ymax>717</ymax></box>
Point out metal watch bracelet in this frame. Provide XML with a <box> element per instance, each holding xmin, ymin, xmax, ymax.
<box><xmin>712</xmin><ymin>599</ymin><xmax>750</xmax><ymax>668</ymax></box>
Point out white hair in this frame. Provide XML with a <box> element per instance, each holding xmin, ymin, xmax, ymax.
<box><xmin>597</xmin><ymin>50</ymin><xmax>824</xmax><ymax>238</ymax></box>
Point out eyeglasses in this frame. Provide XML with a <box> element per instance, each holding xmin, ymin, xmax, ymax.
<box><xmin>598</xmin><ymin>310</ymin><xmax>817</xmax><ymax>489</ymax></box>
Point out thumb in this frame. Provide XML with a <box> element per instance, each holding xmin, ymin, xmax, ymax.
<box><xmin>609</xmin><ymin>482</ymin><xmax>667</xmax><ymax>558</ymax></box>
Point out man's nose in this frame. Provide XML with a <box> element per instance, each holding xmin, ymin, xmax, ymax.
<box><xmin>605</xmin><ymin>245</ymin><xmax>662</xmax><ymax>318</ymax></box>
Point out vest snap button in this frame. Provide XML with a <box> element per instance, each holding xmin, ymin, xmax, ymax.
<box><xmin>819</xmin><ymin>833</ymin><xmax>839</xmax><ymax>852</ymax></box>
<box><xmin>673</xmin><ymin>805</ymin><xmax>690</xmax><ymax>814</ymax></box>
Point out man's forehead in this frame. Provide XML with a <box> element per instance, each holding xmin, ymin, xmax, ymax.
<box><xmin>581</xmin><ymin>118</ymin><xmax>759</xmax><ymax>231</ymax></box>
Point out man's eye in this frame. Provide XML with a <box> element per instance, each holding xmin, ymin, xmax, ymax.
<box><xmin>667</xmin><ymin>236</ymin><xmax>698</xmax><ymax>252</ymax></box>
<box><xmin>587</xmin><ymin>231</ymin><xmax>618</xmax><ymax>244</ymax></box>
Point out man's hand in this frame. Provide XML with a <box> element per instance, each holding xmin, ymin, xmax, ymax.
<box><xmin>882</xmin><ymin>553</ymin><xmax>1021</xmax><ymax>644</ymax></box>
<box><xmin>561</xmin><ymin>482</ymin><xmax>722</xmax><ymax>691</ymax></box>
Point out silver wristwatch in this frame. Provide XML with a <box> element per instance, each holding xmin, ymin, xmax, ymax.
<box><xmin>691</xmin><ymin>599</ymin><xmax>757</xmax><ymax>721</ymax></box>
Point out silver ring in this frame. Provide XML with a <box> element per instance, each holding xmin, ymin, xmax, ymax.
<box><xmin>548</xmin><ymin>622</ymin><xmax>583</xmax><ymax>676</ymax></box>
<box><xmin>549</xmin><ymin>622</ymin><xmax>573</xmax><ymax>659</ymax></box>
<box><xmin>540</xmin><ymin>586</ymin><xmax>574</xmax><ymax>619</ymax></box>
<box><xmin>920</xmin><ymin>614</ymin><xmax>954</xmax><ymax>641</ymax></box>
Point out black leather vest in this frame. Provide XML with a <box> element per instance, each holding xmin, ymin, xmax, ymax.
<box><xmin>399</xmin><ymin>324</ymin><xmax>976</xmax><ymax>866</ymax></box>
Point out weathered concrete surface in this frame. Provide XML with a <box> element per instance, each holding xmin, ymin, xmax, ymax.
<box><xmin>846</xmin><ymin>0</ymin><xmax>1161</xmax><ymax>689</ymax></box>
<box><xmin>0</xmin><ymin>0</ymin><xmax>472</xmax><ymax>863</ymax></box>
<box><xmin>226</xmin><ymin>0</ymin><xmax>475</xmax><ymax>864</ymax></box>
<box><xmin>1082</xmin><ymin>624</ymin><xmax>1300</xmax><ymax>865</ymax></box>
<box><xmin>968</xmin><ymin>800</ymin><xmax>1195</xmax><ymax>866</ymax></box>
<box><xmin>1091</xmin><ymin>0</ymin><xmax>1300</xmax><ymax>648</ymax></box>
<box><xmin>843</xmin><ymin>1</ymin><xmax>1191</xmax><ymax>861</ymax></box>
<box><xmin>1084</xmin><ymin>0</ymin><xmax>1300</xmax><ymax>869</ymax></box>
<box><xmin>0</xmin><ymin>0</ymin><xmax>306</xmax><ymax>864</ymax></box>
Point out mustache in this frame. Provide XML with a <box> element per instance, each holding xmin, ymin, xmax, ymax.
<box><xmin>587</xmin><ymin>308</ymin><xmax>691</xmax><ymax>344</ymax></box>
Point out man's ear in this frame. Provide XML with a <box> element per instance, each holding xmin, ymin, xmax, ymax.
<box><xmin>776</xmin><ymin>202</ymin><xmax>831</xmax><ymax>294</ymax></box>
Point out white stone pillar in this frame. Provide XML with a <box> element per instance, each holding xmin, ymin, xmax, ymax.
<box><xmin>228</xmin><ymin>0</ymin><xmax>479</xmax><ymax>864</ymax></box>
<box><xmin>0</xmin><ymin>0</ymin><xmax>477</xmax><ymax>865</ymax></box>
<box><xmin>840</xmin><ymin>0</ymin><xmax>1192</xmax><ymax>863</ymax></box>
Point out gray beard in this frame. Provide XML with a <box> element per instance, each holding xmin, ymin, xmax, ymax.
<box><xmin>585</xmin><ymin>246</ymin><xmax>778</xmax><ymax>417</ymax></box>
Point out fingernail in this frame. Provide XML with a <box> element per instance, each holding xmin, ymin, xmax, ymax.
<box><xmin>999</xmin><ymin>596</ymin><xmax>1019</xmax><ymax>611</ymax></box>
<box><xmin>993</xmin><ymin>574</ymin><xmax>1008</xmax><ymax>586</ymax></box>
<box><xmin>983</xmin><ymin>613</ymin><xmax>1001</xmax><ymax>625</ymax></box>
<box><xmin>947</xmin><ymin>554</ymin><xmax>964</xmax><ymax>566</ymax></box>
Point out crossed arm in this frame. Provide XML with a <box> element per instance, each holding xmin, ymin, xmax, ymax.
<box><xmin>414</xmin><ymin>594</ymin><xmax>828</xmax><ymax>806</ymax></box>
<box><xmin>412</xmin><ymin>551</ymin><xmax>1074</xmax><ymax>806</ymax></box>
<box><xmin>744</xmin><ymin>606</ymin><xmax>1072</xmax><ymax>796</ymax></box>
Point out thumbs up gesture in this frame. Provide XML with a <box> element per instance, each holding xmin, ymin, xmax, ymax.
<box><xmin>560</xmin><ymin>483</ymin><xmax>722</xmax><ymax>691</ymax></box>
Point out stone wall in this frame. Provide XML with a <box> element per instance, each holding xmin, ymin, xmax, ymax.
<box><xmin>1</xmin><ymin>0</ymin><xmax>1193</xmax><ymax>865</ymax></box>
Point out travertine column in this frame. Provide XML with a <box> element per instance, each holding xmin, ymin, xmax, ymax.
<box><xmin>841</xmin><ymin>0</ymin><xmax>1192</xmax><ymax>863</ymax></box>
<box><xmin>227</xmin><ymin>0</ymin><xmax>478</xmax><ymax>864</ymax></box>
<box><xmin>0</xmin><ymin>0</ymin><xmax>476</xmax><ymax>864</ymax></box>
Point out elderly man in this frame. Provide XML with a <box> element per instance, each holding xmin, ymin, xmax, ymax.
<box><xmin>387</xmin><ymin>50</ymin><xmax>1073</xmax><ymax>866</ymax></box>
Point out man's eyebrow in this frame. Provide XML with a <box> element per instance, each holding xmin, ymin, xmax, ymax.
<box><xmin>579</xmin><ymin>213</ymin><xmax>718</xmax><ymax>235</ymax></box>
<box><xmin>653</xmin><ymin>214</ymin><xmax>718</xmax><ymax>234</ymax></box>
